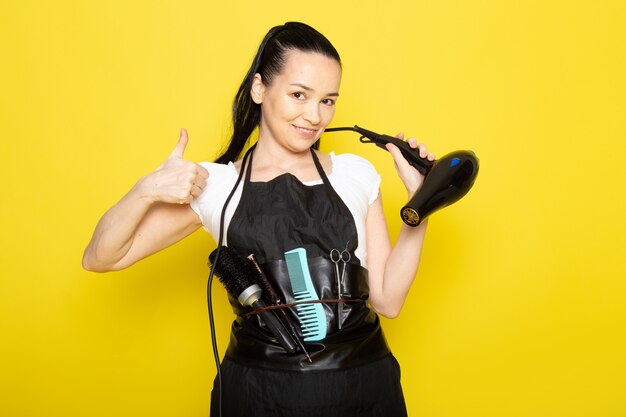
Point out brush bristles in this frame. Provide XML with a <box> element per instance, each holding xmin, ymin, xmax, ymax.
<box><xmin>209</xmin><ymin>246</ymin><xmax>259</xmax><ymax>297</ymax></box>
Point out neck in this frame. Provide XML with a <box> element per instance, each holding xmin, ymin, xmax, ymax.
<box><xmin>253</xmin><ymin>138</ymin><xmax>314</xmax><ymax>172</ymax></box>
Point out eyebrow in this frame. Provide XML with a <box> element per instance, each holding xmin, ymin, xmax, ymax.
<box><xmin>290</xmin><ymin>83</ymin><xmax>339</xmax><ymax>97</ymax></box>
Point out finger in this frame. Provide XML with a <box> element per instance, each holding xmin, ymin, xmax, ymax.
<box><xmin>417</xmin><ymin>143</ymin><xmax>428</xmax><ymax>158</ymax></box>
<box><xmin>395</xmin><ymin>132</ymin><xmax>405</xmax><ymax>140</ymax></box>
<box><xmin>196</xmin><ymin>164</ymin><xmax>209</xmax><ymax>179</ymax></box>
<box><xmin>407</xmin><ymin>137</ymin><xmax>418</xmax><ymax>148</ymax></box>
<box><xmin>177</xmin><ymin>194</ymin><xmax>191</xmax><ymax>205</ymax></box>
<box><xmin>169</xmin><ymin>128</ymin><xmax>189</xmax><ymax>159</ymax></box>
<box><xmin>427</xmin><ymin>152</ymin><xmax>436</xmax><ymax>161</ymax></box>
<box><xmin>385</xmin><ymin>143</ymin><xmax>405</xmax><ymax>166</ymax></box>
<box><xmin>194</xmin><ymin>176</ymin><xmax>207</xmax><ymax>190</ymax></box>
<box><xmin>190</xmin><ymin>184</ymin><xmax>203</xmax><ymax>198</ymax></box>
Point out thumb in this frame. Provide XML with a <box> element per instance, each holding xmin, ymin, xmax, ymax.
<box><xmin>169</xmin><ymin>128</ymin><xmax>189</xmax><ymax>159</ymax></box>
<box><xmin>385</xmin><ymin>142</ymin><xmax>405</xmax><ymax>165</ymax></box>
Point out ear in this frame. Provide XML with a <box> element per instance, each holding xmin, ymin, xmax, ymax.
<box><xmin>250</xmin><ymin>73</ymin><xmax>265</xmax><ymax>104</ymax></box>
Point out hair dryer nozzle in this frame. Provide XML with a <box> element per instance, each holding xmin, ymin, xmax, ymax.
<box><xmin>401</xmin><ymin>150</ymin><xmax>479</xmax><ymax>226</ymax></box>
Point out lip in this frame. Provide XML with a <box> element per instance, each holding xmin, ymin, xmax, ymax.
<box><xmin>292</xmin><ymin>124</ymin><xmax>319</xmax><ymax>139</ymax></box>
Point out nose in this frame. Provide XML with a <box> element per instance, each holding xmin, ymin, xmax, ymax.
<box><xmin>302</xmin><ymin>102</ymin><xmax>321</xmax><ymax>125</ymax></box>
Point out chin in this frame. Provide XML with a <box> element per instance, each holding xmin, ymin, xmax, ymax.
<box><xmin>288</xmin><ymin>142</ymin><xmax>316</xmax><ymax>154</ymax></box>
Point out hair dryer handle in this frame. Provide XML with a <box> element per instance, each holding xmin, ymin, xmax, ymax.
<box><xmin>378</xmin><ymin>135</ymin><xmax>434</xmax><ymax>176</ymax></box>
<box><xmin>351</xmin><ymin>125</ymin><xmax>434</xmax><ymax>176</ymax></box>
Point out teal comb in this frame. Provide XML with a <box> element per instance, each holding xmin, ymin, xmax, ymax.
<box><xmin>284</xmin><ymin>248</ymin><xmax>327</xmax><ymax>342</ymax></box>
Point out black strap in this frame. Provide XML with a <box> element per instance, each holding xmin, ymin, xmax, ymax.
<box><xmin>309</xmin><ymin>148</ymin><xmax>333</xmax><ymax>188</ymax></box>
<box><xmin>239</xmin><ymin>297</ymin><xmax>366</xmax><ymax>318</ymax></box>
<box><xmin>243</xmin><ymin>143</ymin><xmax>255</xmax><ymax>184</ymax></box>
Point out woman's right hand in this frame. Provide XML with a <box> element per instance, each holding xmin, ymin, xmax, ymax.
<box><xmin>82</xmin><ymin>128</ymin><xmax>210</xmax><ymax>272</ymax></box>
<box><xmin>135</xmin><ymin>128</ymin><xmax>209</xmax><ymax>205</ymax></box>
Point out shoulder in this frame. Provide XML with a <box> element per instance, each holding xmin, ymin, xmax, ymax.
<box><xmin>190</xmin><ymin>161</ymin><xmax>240</xmax><ymax>229</ymax></box>
<box><xmin>198</xmin><ymin>161</ymin><xmax>238</xmax><ymax>181</ymax></box>
<box><xmin>191</xmin><ymin>161</ymin><xmax>239</xmax><ymax>205</ymax></box>
<box><xmin>331</xmin><ymin>152</ymin><xmax>379</xmax><ymax>177</ymax></box>
<box><xmin>330</xmin><ymin>153</ymin><xmax>381</xmax><ymax>204</ymax></box>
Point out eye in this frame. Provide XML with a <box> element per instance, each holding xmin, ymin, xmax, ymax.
<box><xmin>322</xmin><ymin>98</ymin><xmax>336</xmax><ymax>106</ymax></box>
<box><xmin>292</xmin><ymin>92</ymin><xmax>305</xmax><ymax>100</ymax></box>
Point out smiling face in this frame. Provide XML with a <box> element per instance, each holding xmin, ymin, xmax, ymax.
<box><xmin>251</xmin><ymin>50</ymin><xmax>342</xmax><ymax>154</ymax></box>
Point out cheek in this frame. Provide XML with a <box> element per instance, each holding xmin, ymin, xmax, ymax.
<box><xmin>261</xmin><ymin>99</ymin><xmax>285</xmax><ymax>125</ymax></box>
<box><xmin>283</xmin><ymin>99</ymin><xmax>304</xmax><ymax>118</ymax></box>
<box><xmin>268</xmin><ymin>96</ymin><xmax>299</xmax><ymax>120</ymax></box>
<box><xmin>322</xmin><ymin>106</ymin><xmax>336</xmax><ymax>122</ymax></box>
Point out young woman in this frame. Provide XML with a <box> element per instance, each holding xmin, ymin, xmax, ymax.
<box><xmin>83</xmin><ymin>21</ymin><xmax>434</xmax><ymax>416</ymax></box>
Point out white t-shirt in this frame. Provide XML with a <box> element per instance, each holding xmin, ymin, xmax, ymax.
<box><xmin>190</xmin><ymin>152</ymin><xmax>381</xmax><ymax>267</ymax></box>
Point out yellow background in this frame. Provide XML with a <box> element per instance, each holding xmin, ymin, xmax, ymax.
<box><xmin>1</xmin><ymin>0</ymin><xmax>625</xmax><ymax>416</ymax></box>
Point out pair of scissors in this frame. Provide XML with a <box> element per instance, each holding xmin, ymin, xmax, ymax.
<box><xmin>330</xmin><ymin>245</ymin><xmax>351</xmax><ymax>330</ymax></box>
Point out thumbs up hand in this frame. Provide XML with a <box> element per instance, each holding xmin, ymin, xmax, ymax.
<box><xmin>137</xmin><ymin>128</ymin><xmax>210</xmax><ymax>205</ymax></box>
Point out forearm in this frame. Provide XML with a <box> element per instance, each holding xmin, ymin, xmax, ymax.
<box><xmin>82</xmin><ymin>182</ymin><xmax>155</xmax><ymax>271</ymax></box>
<box><xmin>379</xmin><ymin>220</ymin><xmax>428</xmax><ymax>316</ymax></box>
<box><xmin>366</xmin><ymin>213</ymin><xmax>428</xmax><ymax>318</ymax></box>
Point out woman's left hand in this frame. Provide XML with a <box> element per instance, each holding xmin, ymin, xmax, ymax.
<box><xmin>385</xmin><ymin>132</ymin><xmax>435</xmax><ymax>196</ymax></box>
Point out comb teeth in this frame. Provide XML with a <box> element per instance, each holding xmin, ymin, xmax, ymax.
<box><xmin>284</xmin><ymin>248</ymin><xmax>327</xmax><ymax>342</ymax></box>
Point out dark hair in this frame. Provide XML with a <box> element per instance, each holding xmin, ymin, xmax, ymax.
<box><xmin>214</xmin><ymin>22</ymin><xmax>341</xmax><ymax>164</ymax></box>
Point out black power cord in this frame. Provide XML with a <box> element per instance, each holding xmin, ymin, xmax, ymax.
<box><xmin>206</xmin><ymin>145</ymin><xmax>255</xmax><ymax>417</ymax></box>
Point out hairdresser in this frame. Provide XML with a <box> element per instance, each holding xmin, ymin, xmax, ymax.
<box><xmin>83</xmin><ymin>22</ymin><xmax>434</xmax><ymax>416</ymax></box>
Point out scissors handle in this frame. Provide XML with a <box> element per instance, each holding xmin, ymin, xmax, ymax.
<box><xmin>330</xmin><ymin>248</ymin><xmax>349</xmax><ymax>330</ymax></box>
<box><xmin>330</xmin><ymin>248</ymin><xmax>342</xmax><ymax>263</ymax></box>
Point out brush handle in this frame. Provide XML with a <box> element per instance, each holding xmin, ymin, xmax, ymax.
<box><xmin>251</xmin><ymin>299</ymin><xmax>298</xmax><ymax>354</ymax></box>
<box><xmin>247</xmin><ymin>254</ymin><xmax>281</xmax><ymax>305</ymax></box>
<box><xmin>247</xmin><ymin>254</ymin><xmax>312</xmax><ymax>361</ymax></box>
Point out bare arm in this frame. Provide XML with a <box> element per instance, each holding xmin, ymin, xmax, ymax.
<box><xmin>365</xmin><ymin>134</ymin><xmax>435</xmax><ymax>318</ymax></box>
<box><xmin>365</xmin><ymin>195</ymin><xmax>428</xmax><ymax>318</ymax></box>
<box><xmin>82</xmin><ymin>129</ymin><xmax>209</xmax><ymax>272</ymax></box>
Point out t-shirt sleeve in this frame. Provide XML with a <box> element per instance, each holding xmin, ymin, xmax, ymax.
<box><xmin>190</xmin><ymin>161</ymin><xmax>239</xmax><ymax>237</ymax></box>
<box><xmin>364</xmin><ymin>162</ymin><xmax>381</xmax><ymax>205</ymax></box>
<box><xmin>333</xmin><ymin>153</ymin><xmax>381</xmax><ymax>205</ymax></box>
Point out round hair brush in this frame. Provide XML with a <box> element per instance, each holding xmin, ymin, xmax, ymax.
<box><xmin>209</xmin><ymin>246</ymin><xmax>297</xmax><ymax>353</ymax></box>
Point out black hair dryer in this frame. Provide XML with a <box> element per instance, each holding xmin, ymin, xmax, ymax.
<box><xmin>324</xmin><ymin>125</ymin><xmax>479</xmax><ymax>226</ymax></box>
